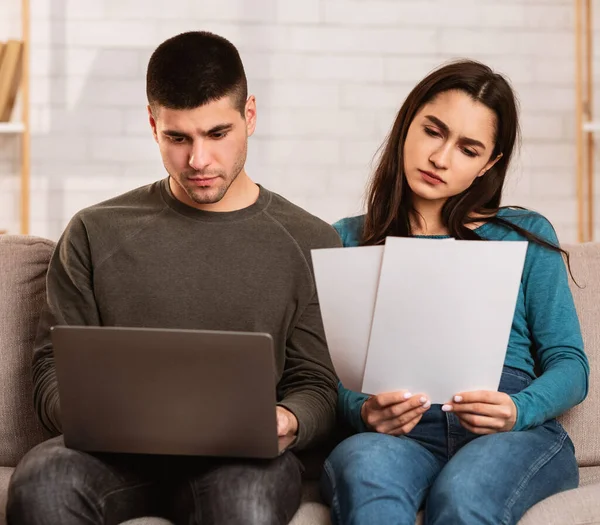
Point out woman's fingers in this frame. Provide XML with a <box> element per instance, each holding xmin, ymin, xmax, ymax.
<box><xmin>365</xmin><ymin>395</ymin><xmax>431</xmax><ymax>434</ymax></box>
<box><xmin>378</xmin><ymin>405</ymin><xmax>429</xmax><ymax>435</ymax></box>
<box><xmin>443</xmin><ymin>391</ymin><xmax>517</xmax><ymax>433</ymax></box>
<box><xmin>455</xmin><ymin>412</ymin><xmax>506</xmax><ymax>430</ymax></box>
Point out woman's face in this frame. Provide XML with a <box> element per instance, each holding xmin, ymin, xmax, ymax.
<box><xmin>403</xmin><ymin>90</ymin><xmax>501</xmax><ymax>205</ymax></box>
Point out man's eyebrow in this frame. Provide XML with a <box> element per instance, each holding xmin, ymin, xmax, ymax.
<box><xmin>162</xmin><ymin>123</ymin><xmax>233</xmax><ymax>138</ymax></box>
<box><xmin>424</xmin><ymin>115</ymin><xmax>486</xmax><ymax>150</ymax></box>
<box><xmin>204</xmin><ymin>124</ymin><xmax>233</xmax><ymax>135</ymax></box>
<box><xmin>162</xmin><ymin>130</ymin><xmax>189</xmax><ymax>138</ymax></box>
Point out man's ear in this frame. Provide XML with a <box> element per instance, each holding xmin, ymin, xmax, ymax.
<box><xmin>245</xmin><ymin>95</ymin><xmax>257</xmax><ymax>137</ymax></box>
<box><xmin>148</xmin><ymin>105</ymin><xmax>159</xmax><ymax>143</ymax></box>
<box><xmin>478</xmin><ymin>152</ymin><xmax>503</xmax><ymax>177</ymax></box>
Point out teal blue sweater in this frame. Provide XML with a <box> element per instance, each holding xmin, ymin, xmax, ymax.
<box><xmin>334</xmin><ymin>208</ymin><xmax>589</xmax><ymax>433</ymax></box>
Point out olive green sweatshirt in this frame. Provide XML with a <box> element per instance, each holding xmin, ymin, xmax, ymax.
<box><xmin>33</xmin><ymin>178</ymin><xmax>341</xmax><ymax>450</ymax></box>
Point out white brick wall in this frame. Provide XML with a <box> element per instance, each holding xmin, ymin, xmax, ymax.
<box><xmin>0</xmin><ymin>0</ymin><xmax>592</xmax><ymax>242</ymax></box>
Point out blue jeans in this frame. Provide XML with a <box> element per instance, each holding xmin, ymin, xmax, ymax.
<box><xmin>321</xmin><ymin>367</ymin><xmax>579</xmax><ymax>525</ymax></box>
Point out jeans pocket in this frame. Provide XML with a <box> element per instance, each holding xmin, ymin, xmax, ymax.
<box><xmin>498</xmin><ymin>366</ymin><xmax>533</xmax><ymax>395</ymax></box>
<box><xmin>544</xmin><ymin>418</ymin><xmax>575</xmax><ymax>450</ymax></box>
<box><xmin>319</xmin><ymin>459</ymin><xmax>335</xmax><ymax>506</ymax></box>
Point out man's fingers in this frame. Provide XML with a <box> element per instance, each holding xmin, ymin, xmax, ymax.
<box><xmin>276</xmin><ymin>412</ymin><xmax>288</xmax><ymax>436</ymax></box>
<box><xmin>276</xmin><ymin>406</ymin><xmax>298</xmax><ymax>437</ymax></box>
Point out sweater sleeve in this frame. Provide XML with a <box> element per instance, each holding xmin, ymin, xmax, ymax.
<box><xmin>509</xmin><ymin>217</ymin><xmax>589</xmax><ymax>430</ymax></box>
<box><xmin>33</xmin><ymin>215</ymin><xmax>101</xmax><ymax>434</ymax></box>
<box><xmin>276</xmin><ymin>221</ymin><xmax>343</xmax><ymax>450</ymax></box>
<box><xmin>277</xmin><ymin>289</ymin><xmax>340</xmax><ymax>450</ymax></box>
<box><xmin>338</xmin><ymin>382</ymin><xmax>370</xmax><ymax>433</ymax></box>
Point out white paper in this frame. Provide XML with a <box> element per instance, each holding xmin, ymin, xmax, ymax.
<box><xmin>361</xmin><ymin>238</ymin><xmax>527</xmax><ymax>402</ymax></box>
<box><xmin>311</xmin><ymin>246</ymin><xmax>384</xmax><ymax>391</ymax></box>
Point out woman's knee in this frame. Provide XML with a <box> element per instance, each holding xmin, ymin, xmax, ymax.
<box><xmin>325</xmin><ymin>433</ymin><xmax>397</xmax><ymax>479</ymax></box>
<box><xmin>321</xmin><ymin>433</ymin><xmax>441</xmax><ymax>525</ymax></box>
<box><xmin>426</xmin><ymin>428</ymin><xmax>579</xmax><ymax>525</ymax></box>
<box><xmin>324</xmin><ymin>432</ymin><xmax>438</xmax><ymax>491</ymax></box>
<box><xmin>427</xmin><ymin>473</ymin><xmax>482</xmax><ymax>514</ymax></box>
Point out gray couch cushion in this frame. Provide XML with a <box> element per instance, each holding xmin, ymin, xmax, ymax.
<box><xmin>580</xmin><ymin>465</ymin><xmax>600</xmax><ymax>486</ymax></box>
<box><xmin>0</xmin><ymin>236</ymin><xmax>53</xmax><ymax>467</ymax></box>
<box><xmin>0</xmin><ymin>466</ymin><xmax>13</xmax><ymax>525</ymax></box>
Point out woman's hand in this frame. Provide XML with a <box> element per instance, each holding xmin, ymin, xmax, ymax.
<box><xmin>361</xmin><ymin>391</ymin><xmax>431</xmax><ymax>435</ymax></box>
<box><xmin>442</xmin><ymin>391</ymin><xmax>517</xmax><ymax>434</ymax></box>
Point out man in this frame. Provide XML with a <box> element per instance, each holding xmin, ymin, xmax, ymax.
<box><xmin>7</xmin><ymin>31</ymin><xmax>340</xmax><ymax>525</ymax></box>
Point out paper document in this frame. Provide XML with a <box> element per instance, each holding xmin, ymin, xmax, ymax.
<box><xmin>362</xmin><ymin>238</ymin><xmax>527</xmax><ymax>402</ymax></box>
<box><xmin>312</xmin><ymin>237</ymin><xmax>527</xmax><ymax>402</ymax></box>
<box><xmin>311</xmin><ymin>246</ymin><xmax>384</xmax><ymax>391</ymax></box>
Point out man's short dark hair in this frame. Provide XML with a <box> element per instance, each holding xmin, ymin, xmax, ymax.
<box><xmin>146</xmin><ymin>31</ymin><xmax>248</xmax><ymax>116</ymax></box>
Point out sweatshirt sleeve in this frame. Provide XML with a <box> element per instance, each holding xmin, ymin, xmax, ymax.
<box><xmin>509</xmin><ymin>217</ymin><xmax>589</xmax><ymax>430</ymax></box>
<box><xmin>277</xmin><ymin>290</ymin><xmax>340</xmax><ymax>450</ymax></box>
<box><xmin>276</xmin><ymin>225</ymin><xmax>342</xmax><ymax>450</ymax></box>
<box><xmin>33</xmin><ymin>215</ymin><xmax>102</xmax><ymax>434</ymax></box>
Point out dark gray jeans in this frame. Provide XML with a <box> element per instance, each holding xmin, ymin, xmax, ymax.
<box><xmin>7</xmin><ymin>436</ymin><xmax>303</xmax><ymax>525</ymax></box>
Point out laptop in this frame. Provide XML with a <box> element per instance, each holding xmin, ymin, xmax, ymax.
<box><xmin>51</xmin><ymin>325</ymin><xmax>295</xmax><ymax>458</ymax></box>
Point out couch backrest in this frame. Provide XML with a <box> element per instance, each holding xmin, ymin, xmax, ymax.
<box><xmin>558</xmin><ymin>242</ymin><xmax>600</xmax><ymax>467</ymax></box>
<box><xmin>0</xmin><ymin>235</ymin><xmax>53</xmax><ymax>466</ymax></box>
<box><xmin>0</xmin><ymin>235</ymin><xmax>598</xmax><ymax>468</ymax></box>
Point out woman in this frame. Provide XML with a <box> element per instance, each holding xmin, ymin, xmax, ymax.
<box><xmin>321</xmin><ymin>60</ymin><xmax>589</xmax><ymax>525</ymax></box>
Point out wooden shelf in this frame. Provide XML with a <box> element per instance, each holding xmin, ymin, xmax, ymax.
<box><xmin>0</xmin><ymin>0</ymin><xmax>30</xmax><ymax>234</ymax></box>
<box><xmin>575</xmin><ymin>0</ymin><xmax>594</xmax><ymax>242</ymax></box>
<box><xmin>0</xmin><ymin>122</ymin><xmax>25</xmax><ymax>134</ymax></box>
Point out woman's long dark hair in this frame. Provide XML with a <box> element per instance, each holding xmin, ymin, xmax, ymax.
<box><xmin>362</xmin><ymin>59</ymin><xmax>573</xmax><ymax>275</ymax></box>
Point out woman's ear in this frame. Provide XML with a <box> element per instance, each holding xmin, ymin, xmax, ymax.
<box><xmin>478</xmin><ymin>152</ymin><xmax>503</xmax><ymax>177</ymax></box>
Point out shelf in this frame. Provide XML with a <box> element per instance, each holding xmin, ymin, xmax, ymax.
<box><xmin>0</xmin><ymin>0</ymin><xmax>30</xmax><ymax>234</ymax></box>
<box><xmin>0</xmin><ymin>122</ymin><xmax>25</xmax><ymax>134</ymax></box>
<box><xmin>583</xmin><ymin>121</ymin><xmax>600</xmax><ymax>132</ymax></box>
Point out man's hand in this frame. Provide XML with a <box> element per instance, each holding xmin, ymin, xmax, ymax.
<box><xmin>361</xmin><ymin>391</ymin><xmax>431</xmax><ymax>436</ymax></box>
<box><xmin>442</xmin><ymin>390</ymin><xmax>517</xmax><ymax>434</ymax></box>
<box><xmin>276</xmin><ymin>406</ymin><xmax>298</xmax><ymax>437</ymax></box>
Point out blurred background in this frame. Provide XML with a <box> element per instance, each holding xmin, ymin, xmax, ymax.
<box><xmin>0</xmin><ymin>0</ymin><xmax>594</xmax><ymax>242</ymax></box>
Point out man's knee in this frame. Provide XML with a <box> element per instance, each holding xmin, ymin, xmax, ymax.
<box><xmin>224</xmin><ymin>496</ymin><xmax>290</xmax><ymax>525</ymax></box>
<box><xmin>10</xmin><ymin>438</ymin><xmax>83</xmax><ymax>491</ymax></box>
<box><xmin>204</xmin><ymin>454</ymin><xmax>302</xmax><ymax>525</ymax></box>
<box><xmin>7</xmin><ymin>438</ymin><xmax>89</xmax><ymax>522</ymax></box>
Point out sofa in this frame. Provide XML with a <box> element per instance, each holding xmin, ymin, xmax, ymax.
<box><xmin>0</xmin><ymin>234</ymin><xmax>599</xmax><ymax>525</ymax></box>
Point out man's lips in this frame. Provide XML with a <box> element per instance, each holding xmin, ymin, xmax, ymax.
<box><xmin>188</xmin><ymin>176</ymin><xmax>219</xmax><ymax>186</ymax></box>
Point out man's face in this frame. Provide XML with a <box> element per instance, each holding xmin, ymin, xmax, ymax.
<box><xmin>148</xmin><ymin>95</ymin><xmax>256</xmax><ymax>208</ymax></box>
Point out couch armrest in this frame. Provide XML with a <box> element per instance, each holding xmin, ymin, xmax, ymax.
<box><xmin>519</xmin><ymin>482</ymin><xmax>600</xmax><ymax>524</ymax></box>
